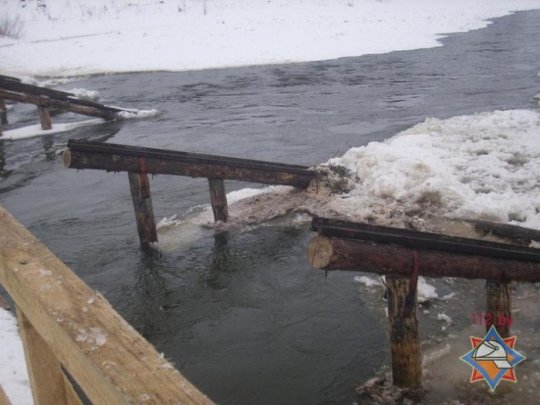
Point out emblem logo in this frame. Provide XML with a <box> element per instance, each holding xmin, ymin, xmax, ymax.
<box><xmin>460</xmin><ymin>325</ymin><xmax>526</xmax><ymax>391</ymax></box>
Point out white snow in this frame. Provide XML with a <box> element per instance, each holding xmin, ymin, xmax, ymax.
<box><xmin>116</xmin><ymin>108</ymin><xmax>162</xmax><ymax>119</ymax></box>
<box><xmin>437</xmin><ymin>313</ymin><xmax>453</xmax><ymax>324</ymax></box>
<box><xmin>1</xmin><ymin>0</ymin><xmax>539</xmax><ymax>77</ymax></box>
<box><xmin>68</xmin><ymin>88</ymin><xmax>100</xmax><ymax>101</ymax></box>
<box><xmin>1</xmin><ymin>118</ymin><xmax>104</xmax><ymax>140</ymax></box>
<box><xmin>418</xmin><ymin>278</ymin><xmax>438</xmax><ymax>303</ymax></box>
<box><xmin>327</xmin><ymin>110</ymin><xmax>540</xmax><ymax>230</ymax></box>
<box><xmin>0</xmin><ymin>309</ymin><xmax>32</xmax><ymax>405</ymax></box>
<box><xmin>354</xmin><ymin>275</ymin><xmax>383</xmax><ymax>288</ymax></box>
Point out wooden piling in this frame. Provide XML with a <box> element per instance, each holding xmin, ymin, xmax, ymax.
<box><xmin>128</xmin><ymin>172</ymin><xmax>158</xmax><ymax>246</ymax></box>
<box><xmin>38</xmin><ymin>106</ymin><xmax>52</xmax><ymax>130</ymax></box>
<box><xmin>386</xmin><ymin>276</ymin><xmax>422</xmax><ymax>388</ymax></box>
<box><xmin>486</xmin><ymin>279</ymin><xmax>511</xmax><ymax>338</ymax></box>
<box><xmin>0</xmin><ymin>98</ymin><xmax>7</xmax><ymax>125</ymax></box>
<box><xmin>208</xmin><ymin>178</ymin><xmax>228</xmax><ymax>222</ymax></box>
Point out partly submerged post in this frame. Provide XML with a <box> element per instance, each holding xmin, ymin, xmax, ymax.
<box><xmin>38</xmin><ymin>106</ymin><xmax>52</xmax><ymax>130</ymax></box>
<box><xmin>0</xmin><ymin>98</ymin><xmax>7</xmax><ymax>125</ymax></box>
<box><xmin>128</xmin><ymin>171</ymin><xmax>158</xmax><ymax>246</ymax></box>
<box><xmin>486</xmin><ymin>279</ymin><xmax>512</xmax><ymax>338</ymax></box>
<box><xmin>208</xmin><ymin>178</ymin><xmax>228</xmax><ymax>222</ymax></box>
<box><xmin>386</xmin><ymin>274</ymin><xmax>422</xmax><ymax>388</ymax></box>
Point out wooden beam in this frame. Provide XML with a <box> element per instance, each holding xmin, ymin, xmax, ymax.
<box><xmin>128</xmin><ymin>172</ymin><xmax>158</xmax><ymax>246</ymax></box>
<box><xmin>38</xmin><ymin>107</ymin><xmax>52</xmax><ymax>130</ymax></box>
<box><xmin>307</xmin><ymin>235</ymin><xmax>540</xmax><ymax>281</ymax></box>
<box><xmin>63</xmin><ymin>140</ymin><xmax>314</xmax><ymax>188</ymax></box>
<box><xmin>0</xmin><ymin>90</ymin><xmax>118</xmax><ymax>120</ymax></box>
<box><xmin>311</xmin><ymin>217</ymin><xmax>540</xmax><ymax>263</ymax></box>
<box><xmin>16</xmin><ymin>308</ymin><xmax>82</xmax><ymax>405</ymax></box>
<box><xmin>467</xmin><ymin>219</ymin><xmax>540</xmax><ymax>245</ymax></box>
<box><xmin>486</xmin><ymin>280</ymin><xmax>511</xmax><ymax>338</ymax></box>
<box><xmin>386</xmin><ymin>276</ymin><xmax>422</xmax><ymax>388</ymax></box>
<box><xmin>0</xmin><ymin>205</ymin><xmax>212</xmax><ymax>404</ymax></box>
<box><xmin>208</xmin><ymin>178</ymin><xmax>228</xmax><ymax>222</ymax></box>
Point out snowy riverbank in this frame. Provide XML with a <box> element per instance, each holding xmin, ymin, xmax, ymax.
<box><xmin>1</xmin><ymin>0</ymin><xmax>540</xmax><ymax>77</ymax></box>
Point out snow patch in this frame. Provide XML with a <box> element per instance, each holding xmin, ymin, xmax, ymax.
<box><xmin>418</xmin><ymin>278</ymin><xmax>438</xmax><ymax>303</ymax></box>
<box><xmin>117</xmin><ymin>108</ymin><xmax>161</xmax><ymax>119</ymax></box>
<box><xmin>0</xmin><ymin>309</ymin><xmax>32</xmax><ymax>405</ymax></box>
<box><xmin>68</xmin><ymin>88</ymin><xmax>100</xmax><ymax>101</ymax></box>
<box><xmin>354</xmin><ymin>275</ymin><xmax>383</xmax><ymax>288</ymax></box>
<box><xmin>327</xmin><ymin>110</ymin><xmax>540</xmax><ymax>230</ymax></box>
<box><xmin>1</xmin><ymin>119</ymin><xmax>104</xmax><ymax>140</ymax></box>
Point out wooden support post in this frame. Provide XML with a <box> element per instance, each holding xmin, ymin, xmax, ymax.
<box><xmin>486</xmin><ymin>279</ymin><xmax>511</xmax><ymax>338</ymax></box>
<box><xmin>38</xmin><ymin>106</ymin><xmax>52</xmax><ymax>130</ymax></box>
<box><xmin>208</xmin><ymin>178</ymin><xmax>228</xmax><ymax>222</ymax></box>
<box><xmin>386</xmin><ymin>276</ymin><xmax>422</xmax><ymax>388</ymax></box>
<box><xmin>16</xmin><ymin>308</ymin><xmax>82</xmax><ymax>405</ymax></box>
<box><xmin>0</xmin><ymin>98</ymin><xmax>7</xmax><ymax>125</ymax></box>
<box><xmin>128</xmin><ymin>171</ymin><xmax>158</xmax><ymax>246</ymax></box>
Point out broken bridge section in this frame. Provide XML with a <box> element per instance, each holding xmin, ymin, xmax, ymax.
<box><xmin>63</xmin><ymin>139</ymin><xmax>315</xmax><ymax>246</ymax></box>
<box><xmin>0</xmin><ymin>75</ymin><xmax>134</xmax><ymax>136</ymax></box>
<box><xmin>308</xmin><ymin>216</ymin><xmax>540</xmax><ymax>389</ymax></box>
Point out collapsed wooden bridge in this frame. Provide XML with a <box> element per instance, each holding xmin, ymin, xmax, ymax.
<box><xmin>63</xmin><ymin>139</ymin><xmax>315</xmax><ymax>245</ymax></box>
<box><xmin>308</xmin><ymin>216</ymin><xmax>540</xmax><ymax>389</ymax></box>
<box><xmin>0</xmin><ymin>75</ymin><xmax>133</xmax><ymax>136</ymax></box>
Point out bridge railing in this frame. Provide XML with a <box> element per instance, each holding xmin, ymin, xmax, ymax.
<box><xmin>0</xmin><ymin>205</ymin><xmax>213</xmax><ymax>405</ymax></box>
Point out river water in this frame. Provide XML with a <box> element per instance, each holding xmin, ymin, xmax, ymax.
<box><xmin>1</xmin><ymin>10</ymin><xmax>540</xmax><ymax>404</ymax></box>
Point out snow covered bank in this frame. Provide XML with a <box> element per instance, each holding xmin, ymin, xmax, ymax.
<box><xmin>326</xmin><ymin>109</ymin><xmax>540</xmax><ymax>230</ymax></box>
<box><xmin>0</xmin><ymin>309</ymin><xmax>32</xmax><ymax>405</ymax></box>
<box><xmin>1</xmin><ymin>0</ymin><xmax>539</xmax><ymax>77</ymax></box>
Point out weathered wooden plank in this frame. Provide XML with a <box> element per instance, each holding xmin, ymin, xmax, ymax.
<box><xmin>0</xmin><ymin>205</ymin><xmax>212</xmax><ymax>404</ymax></box>
<box><xmin>307</xmin><ymin>235</ymin><xmax>540</xmax><ymax>281</ymax></box>
<box><xmin>38</xmin><ymin>107</ymin><xmax>52</xmax><ymax>130</ymax></box>
<box><xmin>311</xmin><ymin>217</ymin><xmax>540</xmax><ymax>263</ymax></box>
<box><xmin>63</xmin><ymin>141</ymin><xmax>314</xmax><ymax>188</ymax></box>
<box><xmin>128</xmin><ymin>171</ymin><xmax>158</xmax><ymax>246</ymax></box>
<box><xmin>208</xmin><ymin>178</ymin><xmax>228</xmax><ymax>222</ymax></box>
<box><xmin>0</xmin><ymin>90</ymin><xmax>118</xmax><ymax>120</ymax></box>
<box><xmin>387</xmin><ymin>276</ymin><xmax>422</xmax><ymax>388</ymax></box>
<box><xmin>16</xmin><ymin>308</ymin><xmax>82</xmax><ymax>405</ymax></box>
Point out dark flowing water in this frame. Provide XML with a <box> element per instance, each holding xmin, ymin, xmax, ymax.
<box><xmin>1</xmin><ymin>11</ymin><xmax>540</xmax><ymax>404</ymax></box>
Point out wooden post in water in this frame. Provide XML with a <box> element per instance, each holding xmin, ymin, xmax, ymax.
<box><xmin>208</xmin><ymin>178</ymin><xmax>228</xmax><ymax>222</ymax></box>
<box><xmin>128</xmin><ymin>171</ymin><xmax>158</xmax><ymax>246</ymax></box>
<box><xmin>486</xmin><ymin>279</ymin><xmax>511</xmax><ymax>338</ymax></box>
<box><xmin>38</xmin><ymin>106</ymin><xmax>52</xmax><ymax>130</ymax></box>
<box><xmin>0</xmin><ymin>98</ymin><xmax>7</xmax><ymax>125</ymax></box>
<box><xmin>386</xmin><ymin>275</ymin><xmax>422</xmax><ymax>388</ymax></box>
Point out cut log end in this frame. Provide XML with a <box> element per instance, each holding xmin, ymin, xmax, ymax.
<box><xmin>62</xmin><ymin>149</ymin><xmax>72</xmax><ymax>168</ymax></box>
<box><xmin>307</xmin><ymin>235</ymin><xmax>334</xmax><ymax>269</ymax></box>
